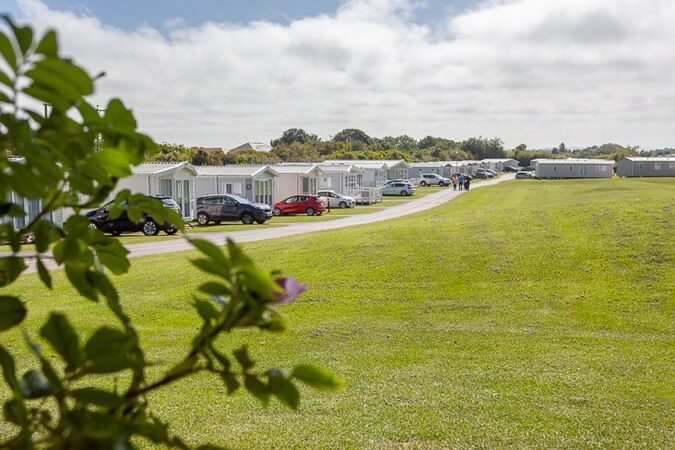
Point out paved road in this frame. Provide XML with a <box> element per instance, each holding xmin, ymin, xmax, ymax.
<box><xmin>8</xmin><ymin>174</ymin><xmax>513</xmax><ymax>271</ymax></box>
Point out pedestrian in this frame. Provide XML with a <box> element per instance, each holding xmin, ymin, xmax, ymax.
<box><xmin>458</xmin><ymin>174</ymin><xmax>464</xmax><ymax>191</ymax></box>
<box><xmin>452</xmin><ymin>176</ymin><xmax>458</xmax><ymax>191</ymax></box>
<box><xmin>464</xmin><ymin>177</ymin><xmax>471</xmax><ymax>191</ymax></box>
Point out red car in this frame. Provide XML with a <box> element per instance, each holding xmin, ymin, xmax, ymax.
<box><xmin>273</xmin><ymin>194</ymin><xmax>327</xmax><ymax>216</ymax></box>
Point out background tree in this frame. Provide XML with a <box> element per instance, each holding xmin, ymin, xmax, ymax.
<box><xmin>223</xmin><ymin>149</ymin><xmax>281</xmax><ymax>164</ymax></box>
<box><xmin>270</xmin><ymin>141</ymin><xmax>319</xmax><ymax>162</ymax></box>
<box><xmin>332</xmin><ymin>128</ymin><xmax>372</xmax><ymax>150</ymax></box>
<box><xmin>270</xmin><ymin>128</ymin><xmax>320</xmax><ymax>148</ymax></box>
<box><xmin>0</xmin><ymin>19</ymin><xmax>341</xmax><ymax>449</ymax></box>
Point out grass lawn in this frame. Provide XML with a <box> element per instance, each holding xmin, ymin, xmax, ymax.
<box><xmin>1</xmin><ymin>177</ymin><xmax>673</xmax><ymax>449</ymax></box>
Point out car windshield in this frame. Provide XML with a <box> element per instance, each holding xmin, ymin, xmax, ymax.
<box><xmin>229</xmin><ymin>194</ymin><xmax>250</xmax><ymax>204</ymax></box>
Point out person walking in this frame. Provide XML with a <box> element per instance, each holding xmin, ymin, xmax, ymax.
<box><xmin>464</xmin><ymin>176</ymin><xmax>471</xmax><ymax>191</ymax></box>
<box><xmin>458</xmin><ymin>174</ymin><xmax>464</xmax><ymax>191</ymax></box>
<box><xmin>452</xmin><ymin>176</ymin><xmax>458</xmax><ymax>191</ymax></box>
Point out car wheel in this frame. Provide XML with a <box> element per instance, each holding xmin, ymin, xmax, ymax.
<box><xmin>142</xmin><ymin>220</ymin><xmax>159</xmax><ymax>236</ymax></box>
<box><xmin>256</xmin><ymin>219</ymin><xmax>266</xmax><ymax>224</ymax></box>
<box><xmin>272</xmin><ymin>207</ymin><xmax>282</xmax><ymax>216</ymax></box>
<box><xmin>420</xmin><ymin>181</ymin><xmax>427</xmax><ymax>186</ymax></box>
<box><xmin>88</xmin><ymin>222</ymin><xmax>99</xmax><ymax>230</ymax></box>
<box><xmin>214</xmin><ymin>220</ymin><xmax>222</xmax><ymax>225</ymax></box>
<box><xmin>339</xmin><ymin>201</ymin><xmax>347</xmax><ymax>208</ymax></box>
<box><xmin>241</xmin><ymin>213</ymin><xmax>254</xmax><ymax>225</ymax></box>
<box><xmin>306</xmin><ymin>207</ymin><xmax>315</xmax><ymax>216</ymax></box>
<box><xmin>197</xmin><ymin>212</ymin><xmax>209</xmax><ymax>226</ymax></box>
<box><xmin>111</xmin><ymin>230</ymin><xmax>121</xmax><ymax>236</ymax></box>
<box><xmin>438</xmin><ymin>181</ymin><xmax>445</xmax><ymax>187</ymax></box>
<box><xmin>165</xmin><ymin>228</ymin><xmax>178</xmax><ymax>235</ymax></box>
<box><xmin>401</xmin><ymin>190</ymin><xmax>408</xmax><ymax>196</ymax></box>
<box><xmin>23</xmin><ymin>234</ymin><xmax>35</xmax><ymax>244</ymax></box>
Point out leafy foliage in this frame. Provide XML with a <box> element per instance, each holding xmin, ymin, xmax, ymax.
<box><xmin>0</xmin><ymin>18</ymin><xmax>342</xmax><ymax>449</ymax></box>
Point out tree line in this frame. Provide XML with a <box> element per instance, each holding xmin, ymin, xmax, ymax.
<box><xmin>147</xmin><ymin>128</ymin><xmax>669</xmax><ymax>167</ymax></box>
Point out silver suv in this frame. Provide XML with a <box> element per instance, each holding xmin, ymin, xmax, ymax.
<box><xmin>419</xmin><ymin>173</ymin><xmax>451</xmax><ymax>187</ymax></box>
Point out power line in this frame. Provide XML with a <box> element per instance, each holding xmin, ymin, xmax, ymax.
<box><xmin>133</xmin><ymin>110</ymin><xmax>283</xmax><ymax>134</ymax></box>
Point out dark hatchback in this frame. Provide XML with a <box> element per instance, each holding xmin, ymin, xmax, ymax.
<box><xmin>196</xmin><ymin>194</ymin><xmax>272</xmax><ymax>225</ymax></box>
<box><xmin>86</xmin><ymin>195</ymin><xmax>181</xmax><ymax>236</ymax></box>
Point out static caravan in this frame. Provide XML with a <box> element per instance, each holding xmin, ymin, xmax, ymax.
<box><xmin>535</xmin><ymin>159</ymin><xmax>613</xmax><ymax>179</ymax></box>
<box><xmin>409</xmin><ymin>162</ymin><xmax>446</xmax><ymax>178</ymax></box>
<box><xmin>270</xmin><ymin>163</ymin><xmax>323</xmax><ymax>202</ymax></box>
<box><xmin>110</xmin><ymin>162</ymin><xmax>198</xmax><ymax>219</ymax></box>
<box><xmin>195</xmin><ymin>165</ymin><xmax>277</xmax><ymax>205</ymax></box>
<box><xmin>322</xmin><ymin>160</ymin><xmax>388</xmax><ymax>187</ymax></box>
<box><xmin>316</xmin><ymin>164</ymin><xmax>364</xmax><ymax>196</ymax></box>
<box><xmin>480</xmin><ymin>158</ymin><xmax>518</xmax><ymax>171</ymax></box>
<box><xmin>616</xmin><ymin>157</ymin><xmax>675</xmax><ymax>177</ymax></box>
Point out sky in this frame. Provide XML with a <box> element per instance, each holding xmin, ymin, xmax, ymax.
<box><xmin>3</xmin><ymin>0</ymin><xmax>674</xmax><ymax>150</ymax></box>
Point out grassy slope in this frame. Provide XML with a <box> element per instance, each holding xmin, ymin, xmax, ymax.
<box><xmin>1</xmin><ymin>177</ymin><xmax>673</xmax><ymax>449</ymax></box>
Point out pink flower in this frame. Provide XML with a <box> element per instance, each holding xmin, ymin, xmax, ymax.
<box><xmin>271</xmin><ymin>276</ymin><xmax>308</xmax><ymax>305</ymax></box>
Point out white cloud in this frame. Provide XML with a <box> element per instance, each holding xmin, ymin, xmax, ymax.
<box><xmin>14</xmin><ymin>0</ymin><xmax>675</xmax><ymax>148</ymax></box>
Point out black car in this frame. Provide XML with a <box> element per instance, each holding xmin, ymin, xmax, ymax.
<box><xmin>86</xmin><ymin>195</ymin><xmax>181</xmax><ymax>236</ymax></box>
<box><xmin>196</xmin><ymin>194</ymin><xmax>272</xmax><ymax>225</ymax></box>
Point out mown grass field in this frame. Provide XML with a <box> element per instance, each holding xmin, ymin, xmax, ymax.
<box><xmin>2</xmin><ymin>177</ymin><xmax>673</xmax><ymax>449</ymax></box>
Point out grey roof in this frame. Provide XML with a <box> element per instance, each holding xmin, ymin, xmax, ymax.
<box><xmin>195</xmin><ymin>165</ymin><xmax>277</xmax><ymax>177</ymax></box>
<box><xmin>270</xmin><ymin>163</ymin><xmax>322</xmax><ymax>175</ymax></box>
<box><xmin>620</xmin><ymin>156</ymin><xmax>675</xmax><ymax>162</ymax></box>
<box><xmin>481</xmin><ymin>158</ymin><xmax>518</xmax><ymax>163</ymax></box>
<box><xmin>322</xmin><ymin>160</ymin><xmax>390</xmax><ymax>170</ymax></box>
<box><xmin>536</xmin><ymin>158</ymin><xmax>613</xmax><ymax>165</ymax></box>
<box><xmin>230</xmin><ymin>142</ymin><xmax>272</xmax><ymax>152</ymax></box>
<box><xmin>317</xmin><ymin>163</ymin><xmax>364</xmax><ymax>174</ymax></box>
<box><xmin>132</xmin><ymin>162</ymin><xmax>197</xmax><ymax>175</ymax></box>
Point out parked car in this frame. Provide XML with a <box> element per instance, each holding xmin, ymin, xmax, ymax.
<box><xmin>273</xmin><ymin>195</ymin><xmax>327</xmax><ymax>216</ymax></box>
<box><xmin>515</xmin><ymin>171</ymin><xmax>536</xmax><ymax>179</ymax></box>
<box><xmin>503</xmin><ymin>165</ymin><xmax>519</xmax><ymax>172</ymax></box>
<box><xmin>316</xmin><ymin>190</ymin><xmax>356</xmax><ymax>208</ymax></box>
<box><xmin>196</xmin><ymin>194</ymin><xmax>272</xmax><ymax>225</ymax></box>
<box><xmin>381</xmin><ymin>182</ymin><xmax>415</xmax><ymax>196</ymax></box>
<box><xmin>473</xmin><ymin>172</ymin><xmax>491</xmax><ymax>179</ymax></box>
<box><xmin>86</xmin><ymin>195</ymin><xmax>181</xmax><ymax>236</ymax></box>
<box><xmin>419</xmin><ymin>173</ymin><xmax>451</xmax><ymax>187</ymax></box>
<box><xmin>476</xmin><ymin>169</ymin><xmax>496</xmax><ymax>177</ymax></box>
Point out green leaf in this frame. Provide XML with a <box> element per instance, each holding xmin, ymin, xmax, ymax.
<box><xmin>20</xmin><ymin>369</ymin><xmax>52</xmax><ymax>399</ymax></box>
<box><xmin>190</xmin><ymin>258</ymin><xmax>230</xmax><ymax>279</ymax></box>
<box><xmin>220</xmin><ymin>373</ymin><xmax>240</xmax><ymax>395</ymax></box>
<box><xmin>35</xmin><ymin>29</ymin><xmax>58</xmax><ymax>57</ymax></box>
<box><xmin>88</xmin><ymin>148</ymin><xmax>133</xmax><ymax>178</ymax></box>
<box><xmin>198</xmin><ymin>281</ymin><xmax>231</xmax><ymax>297</ymax></box>
<box><xmin>291</xmin><ymin>364</ymin><xmax>345</xmax><ymax>391</ymax></box>
<box><xmin>36</xmin><ymin>257</ymin><xmax>52</xmax><ymax>289</ymax></box>
<box><xmin>0</xmin><ymin>29</ymin><xmax>17</xmax><ymax>69</ymax></box>
<box><xmin>0</xmin><ymin>91</ymin><xmax>11</xmax><ymax>104</ymax></box>
<box><xmin>233</xmin><ymin>345</ymin><xmax>254</xmax><ymax>371</ymax></box>
<box><xmin>227</xmin><ymin>239</ymin><xmax>252</xmax><ymax>268</ymax></box>
<box><xmin>0</xmin><ymin>296</ymin><xmax>26</xmax><ymax>331</ymax></box>
<box><xmin>83</xmin><ymin>327</ymin><xmax>135</xmax><ymax>374</ymax></box>
<box><xmin>268</xmin><ymin>370</ymin><xmax>300</xmax><ymax>410</ymax></box>
<box><xmin>40</xmin><ymin>313</ymin><xmax>82</xmax><ymax>372</ymax></box>
<box><xmin>193</xmin><ymin>298</ymin><xmax>220</xmax><ymax>321</ymax></box>
<box><xmin>244</xmin><ymin>374</ymin><xmax>269</xmax><ymax>406</ymax></box>
<box><xmin>0</xmin><ymin>345</ymin><xmax>19</xmax><ymax>391</ymax></box>
<box><xmin>3</xmin><ymin>398</ymin><xmax>28</xmax><ymax>426</ymax></box>
<box><xmin>65</xmin><ymin>265</ymin><xmax>99</xmax><ymax>302</ymax></box>
<box><xmin>104</xmin><ymin>98</ymin><xmax>137</xmax><ymax>128</ymax></box>
<box><xmin>0</xmin><ymin>256</ymin><xmax>27</xmax><ymax>287</ymax></box>
<box><xmin>189</xmin><ymin>239</ymin><xmax>230</xmax><ymax>269</ymax></box>
<box><xmin>71</xmin><ymin>388</ymin><xmax>123</xmax><ymax>407</ymax></box>
<box><xmin>0</xmin><ymin>69</ymin><xmax>12</xmax><ymax>87</ymax></box>
<box><xmin>6</xmin><ymin>18</ymin><xmax>33</xmax><ymax>55</ymax></box>
<box><xmin>92</xmin><ymin>238</ymin><xmax>130</xmax><ymax>275</ymax></box>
